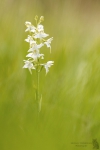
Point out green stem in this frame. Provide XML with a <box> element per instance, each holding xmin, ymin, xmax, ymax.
<box><xmin>36</xmin><ymin>60</ymin><xmax>42</xmax><ymax>117</ymax></box>
<box><xmin>36</xmin><ymin>62</ymin><xmax>40</xmax><ymax>114</ymax></box>
<box><xmin>37</xmin><ymin>70</ymin><xmax>39</xmax><ymax>104</ymax></box>
<box><xmin>35</xmin><ymin>69</ymin><xmax>40</xmax><ymax>127</ymax></box>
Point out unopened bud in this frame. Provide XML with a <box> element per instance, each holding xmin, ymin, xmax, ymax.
<box><xmin>40</xmin><ymin>16</ymin><xmax>44</xmax><ymax>22</ymax></box>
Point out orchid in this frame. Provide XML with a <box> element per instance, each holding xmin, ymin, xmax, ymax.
<box><xmin>23</xmin><ymin>16</ymin><xmax>54</xmax><ymax>112</ymax></box>
<box><xmin>44</xmin><ymin>37</ymin><xmax>53</xmax><ymax>53</ymax></box>
<box><xmin>23</xmin><ymin>60</ymin><xmax>35</xmax><ymax>74</ymax></box>
<box><xmin>28</xmin><ymin>42</ymin><xmax>44</xmax><ymax>52</ymax></box>
<box><xmin>25</xmin><ymin>21</ymin><xmax>36</xmax><ymax>33</ymax></box>
<box><xmin>34</xmin><ymin>32</ymin><xmax>49</xmax><ymax>39</ymax></box>
<box><xmin>23</xmin><ymin>15</ymin><xmax>54</xmax><ymax>74</ymax></box>
<box><xmin>25</xmin><ymin>35</ymin><xmax>35</xmax><ymax>46</ymax></box>
<box><xmin>37</xmin><ymin>24</ymin><xmax>44</xmax><ymax>32</ymax></box>
<box><xmin>44</xmin><ymin>61</ymin><xmax>54</xmax><ymax>74</ymax></box>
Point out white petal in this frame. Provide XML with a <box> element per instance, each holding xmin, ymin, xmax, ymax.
<box><xmin>37</xmin><ymin>43</ymin><xmax>44</xmax><ymax>48</ymax></box>
<box><xmin>44</xmin><ymin>61</ymin><xmax>54</xmax><ymax>74</ymax></box>
<box><xmin>25</xmin><ymin>21</ymin><xmax>31</xmax><ymax>26</ymax></box>
<box><xmin>23</xmin><ymin>60</ymin><xmax>35</xmax><ymax>70</ymax></box>
<box><xmin>47</xmin><ymin>61</ymin><xmax>54</xmax><ymax>67</ymax></box>
<box><xmin>37</xmin><ymin>24</ymin><xmax>44</xmax><ymax>32</ymax></box>
<box><xmin>25</xmin><ymin>21</ymin><xmax>36</xmax><ymax>33</ymax></box>
<box><xmin>44</xmin><ymin>37</ymin><xmax>53</xmax><ymax>52</ymax></box>
<box><xmin>34</xmin><ymin>33</ymin><xmax>49</xmax><ymax>39</ymax></box>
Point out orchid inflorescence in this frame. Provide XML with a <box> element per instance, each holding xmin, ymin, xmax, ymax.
<box><xmin>23</xmin><ymin>15</ymin><xmax>54</xmax><ymax>74</ymax></box>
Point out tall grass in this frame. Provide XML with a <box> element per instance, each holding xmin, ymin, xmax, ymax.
<box><xmin>0</xmin><ymin>0</ymin><xmax>100</xmax><ymax>149</ymax></box>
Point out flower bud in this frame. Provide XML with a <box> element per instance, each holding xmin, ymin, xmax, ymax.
<box><xmin>40</xmin><ymin>16</ymin><xmax>44</xmax><ymax>22</ymax></box>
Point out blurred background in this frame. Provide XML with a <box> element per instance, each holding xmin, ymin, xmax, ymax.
<box><xmin>0</xmin><ymin>0</ymin><xmax>100</xmax><ymax>149</ymax></box>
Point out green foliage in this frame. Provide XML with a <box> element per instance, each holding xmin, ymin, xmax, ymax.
<box><xmin>0</xmin><ymin>0</ymin><xmax>100</xmax><ymax>149</ymax></box>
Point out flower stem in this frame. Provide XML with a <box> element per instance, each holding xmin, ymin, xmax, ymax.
<box><xmin>37</xmin><ymin>72</ymin><xmax>39</xmax><ymax>103</ymax></box>
<box><xmin>36</xmin><ymin>69</ymin><xmax>40</xmax><ymax>112</ymax></box>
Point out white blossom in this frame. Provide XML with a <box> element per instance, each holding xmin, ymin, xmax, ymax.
<box><xmin>28</xmin><ymin>43</ymin><xmax>44</xmax><ymax>52</ymax></box>
<box><xmin>25</xmin><ymin>35</ymin><xmax>35</xmax><ymax>46</ymax></box>
<box><xmin>23</xmin><ymin>60</ymin><xmax>35</xmax><ymax>74</ymax></box>
<box><xmin>44</xmin><ymin>61</ymin><xmax>54</xmax><ymax>74</ymax></box>
<box><xmin>37</xmin><ymin>24</ymin><xmax>44</xmax><ymax>32</ymax></box>
<box><xmin>34</xmin><ymin>32</ymin><xmax>49</xmax><ymax>39</ymax></box>
<box><xmin>44</xmin><ymin>37</ymin><xmax>53</xmax><ymax>53</ymax></box>
<box><xmin>23</xmin><ymin>16</ymin><xmax>54</xmax><ymax>74</ymax></box>
<box><xmin>26</xmin><ymin>51</ymin><xmax>44</xmax><ymax>61</ymax></box>
<box><xmin>25</xmin><ymin>21</ymin><xmax>36</xmax><ymax>33</ymax></box>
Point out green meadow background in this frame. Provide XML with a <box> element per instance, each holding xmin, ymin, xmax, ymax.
<box><xmin>0</xmin><ymin>0</ymin><xmax>100</xmax><ymax>149</ymax></box>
